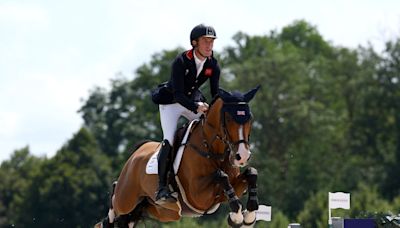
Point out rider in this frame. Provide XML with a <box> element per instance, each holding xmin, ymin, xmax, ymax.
<box><xmin>151</xmin><ymin>24</ymin><xmax>221</xmax><ymax>204</ymax></box>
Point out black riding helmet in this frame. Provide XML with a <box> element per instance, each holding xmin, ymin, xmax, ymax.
<box><xmin>190</xmin><ymin>24</ymin><xmax>217</xmax><ymax>46</ymax></box>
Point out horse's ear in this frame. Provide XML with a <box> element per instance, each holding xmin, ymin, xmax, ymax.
<box><xmin>218</xmin><ymin>88</ymin><xmax>232</xmax><ymax>101</ymax></box>
<box><xmin>244</xmin><ymin>85</ymin><xmax>261</xmax><ymax>102</ymax></box>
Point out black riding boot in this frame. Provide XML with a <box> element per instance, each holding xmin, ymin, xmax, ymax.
<box><xmin>155</xmin><ymin>139</ymin><xmax>177</xmax><ymax>204</ymax></box>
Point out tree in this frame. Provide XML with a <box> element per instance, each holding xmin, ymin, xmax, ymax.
<box><xmin>296</xmin><ymin>190</ymin><xmax>329</xmax><ymax>228</ymax></box>
<box><xmin>0</xmin><ymin>147</ymin><xmax>44</xmax><ymax>227</ymax></box>
<box><xmin>378</xmin><ymin>39</ymin><xmax>400</xmax><ymax>199</ymax></box>
<box><xmin>349</xmin><ymin>183</ymin><xmax>392</xmax><ymax>219</ymax></box>
<box><xmin>221</xmin><ymin>20</ymin><xmax>346</xmax><ymax>217</ymax></box>
<box><xmin>79</xmin><ymin>49</ymin><xmax>183</xmax><ymax>163</ymax></box>
<box><xmin>13</xmin><ymin>128</ymin><xmax>112</xmax><ymax>227</ymax></box>
<box><xmin>279</xmin><ymin>20</ymin><xmax>333</xmax><ymax>61</ymax></box>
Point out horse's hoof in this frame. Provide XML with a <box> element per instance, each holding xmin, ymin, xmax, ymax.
<box><xmin>227</xmin><ymin>214</ymin><xmax>243</xmax><ymax>228</ymax></box>
<box><xmin>242</xmin><ymin>218</ymin><xmax>256</xmax><ymax>228</ymax></box>
<box><xmin>242</xmin><ymin>210</ymin><xmax>256</xmax><ymax>227</ymax></box>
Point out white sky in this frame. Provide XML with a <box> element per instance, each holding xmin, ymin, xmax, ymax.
<box><xmin>1</xmin><ymin>0</ymin><xmax>399</xmax><ymax>162</ymax></box>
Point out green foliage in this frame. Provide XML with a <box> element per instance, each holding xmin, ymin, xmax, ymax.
<box><xmin>268</xmin><ymin>209</ymin><xmax>290</xmax><ymax>228</ymax></box>
<box><xmin>0</xmin><ymin>128</ymin><xmax>113</xmax><ymax>227</ymax></box>
<box><xmin>349</xmin><ymin>183</ymin><xmax>393</xmax><ymax>218</ymax></box>
<box><xmin>0</xmin><ymin>147</ymin><xmax>44</xmax><ymax>226</ymax></box>
<box><xmin>279</xmin><ymin>20</ymin><xmax>333</xmax><ymax>61</ymax></box>
<box><xmin>164</xmin><ymin>217</ymin><xmax>207</xmax><ymax>228</ymax></box>
<box><xmin>222</xmin><ymin>20</ymin><xmax>347</xmax><ymax>217</ymax></box>
<box><xmin>297</xmin><ymin>190</ymin><xmax>329</xmax><ymax>228</ymax></box>
<box><xmin>378</xmin><ymin>38</ymin><xmax>400</xmax><ymax>199</ymax></box>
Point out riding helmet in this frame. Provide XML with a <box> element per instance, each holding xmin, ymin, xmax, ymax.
<box><xmin>190</xmin><ymin>24</ymin><xmax>217</xmax><ymax>44</ymax></box>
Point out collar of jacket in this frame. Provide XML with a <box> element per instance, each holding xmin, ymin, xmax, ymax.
<box><xmin>185</xmin><ymin>49</ymin><xmax>212</xmax><ymax>61</ymax></box>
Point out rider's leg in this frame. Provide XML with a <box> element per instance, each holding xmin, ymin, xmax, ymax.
<box><xmin>155</xmin><ymin>139</ymin><xmax>176</xmax><ymax>203</ymax></box>
<box><xmin>159</xmin><ymin>103</ymin><xmax>183</xmax><ymax>144</ymax></box>
<box><xmin>156</xmin><ymin>104</ymin><xmax>183</xmax><ymax>203</ymax></box>
<box><xmin>156</xmin><ymin>103</ymin><xmax>202</xmax><ymax>203</ymax></box>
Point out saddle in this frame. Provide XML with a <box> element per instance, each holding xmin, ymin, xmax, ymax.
<box><xmin>145</xmin><ymin>120</ymin><xmax>199</xmax><ymax>175</ymax></box>
<box><xmin>165</xmin><ymin>124</ymin><xmax>190</xmax><ymax>195</ymax></box>
<box><xmin>172</xmin><ymin>122</ymin><xmax>192</xmax><ymax>158</ymax></box>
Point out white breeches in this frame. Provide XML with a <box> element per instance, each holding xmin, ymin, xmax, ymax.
<box><xmin>159</xmin><ymin>103</ymin><xmax>203</xmax><ymax>143</ymax></box>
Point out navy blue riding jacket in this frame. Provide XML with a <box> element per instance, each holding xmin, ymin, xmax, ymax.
<box><xmin>152</xmin><ymin>49</ymin><xmax>220</xmax><ymax>113</ymax></box>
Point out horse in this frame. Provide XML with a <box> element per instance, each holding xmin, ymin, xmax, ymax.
<box><xmin>95</xmin><ymin>86</ymin><xmax>261</xmax><ymax>228</ymax></box>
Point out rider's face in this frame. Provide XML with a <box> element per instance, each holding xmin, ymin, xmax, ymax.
<box><xmin>196</xmin><ymin>36</ymin><xmax>214</xmax><ymax>58</ymax></box>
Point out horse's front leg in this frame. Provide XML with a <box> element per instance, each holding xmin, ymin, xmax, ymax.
<box><xmin>214</xmin><ymin>169</ymin><xmax>243</xmax><ymax>227</ymax></box>
<box><xmin>241</xmin><ymin>167</ymin><xmax>259</xmax><ymax>227</ymax></box>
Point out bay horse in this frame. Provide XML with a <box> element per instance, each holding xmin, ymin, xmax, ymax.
<box><xmin>95</xmin><ymin>86</ymin><xmax>260</xmax><ymax>228</ymax></box>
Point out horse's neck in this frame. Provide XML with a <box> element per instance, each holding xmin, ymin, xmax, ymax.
<box><xmin>203</xmin><ymin>99</ymin><xmax>225</xmax><ymax>153</ymax></box>
<box><xmin>206</xmin><ymin>98</ymin><xmax>223</xmax><ymax>129</ymax></box>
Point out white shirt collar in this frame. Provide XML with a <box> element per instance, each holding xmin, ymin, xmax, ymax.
<box><xmin>194</xmin><ymin>50</ymin><xmax>206</xmax><ymax>77</ymax></box>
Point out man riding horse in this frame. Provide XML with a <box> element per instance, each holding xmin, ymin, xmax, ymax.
<box><xmin>96</xmin><ymin>85</ymin><xmax>261</xmax><ymax>228</ymax></box>
<box><xmin>94</xmin><ymin>23</ymin><xmax>262</xmax><ymax>228</ymax></box>
<box><xmin>151</xmin><ymin>24</ymin><xmax>221</xmax><ymax>204</ymax></box>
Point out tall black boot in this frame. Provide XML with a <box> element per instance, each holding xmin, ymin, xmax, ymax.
<box><xmin>155</xmin><ymin>139</ymin><xmax>177</xmax><ymax>204</ymax></box>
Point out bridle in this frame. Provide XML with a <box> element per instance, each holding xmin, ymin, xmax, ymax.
<box><xmin>187</xmin><ymin>100</ymin><xmax>252</xmax><ymax>163</ymax></box>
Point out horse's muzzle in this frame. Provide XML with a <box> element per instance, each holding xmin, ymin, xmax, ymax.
<box><xmin>233</xmin><ymin>150</ymin><xmax>251</xmax><ymax>167</ymax></box>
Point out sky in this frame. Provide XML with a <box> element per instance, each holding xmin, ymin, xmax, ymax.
<box><xmin>1</xmin><ymin>0</ymin><xmax>399</xmax><ymax>162</ymax></box>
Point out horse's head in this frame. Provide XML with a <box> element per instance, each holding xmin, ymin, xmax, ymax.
<box><xmin>204</xmin><ymin>85</ymin><xmax>260</xmax><ymax>167</ymax></box>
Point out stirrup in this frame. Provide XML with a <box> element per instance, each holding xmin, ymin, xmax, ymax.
<box><xmin>155</xmin><ymin>187</ymin><xmax>177</xmax><ymax>204</ymax></box>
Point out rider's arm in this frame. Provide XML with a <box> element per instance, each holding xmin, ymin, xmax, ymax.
<box><xmin>170</xmin><ymin>58</ymin><xmax>199</xmax><ymax>113</ymax></box>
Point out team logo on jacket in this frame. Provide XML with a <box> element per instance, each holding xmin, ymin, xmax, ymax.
<box><xmin>205</xmin><ymin>68</ymin><xmax>213</xmax><ymax>77</ymax></box>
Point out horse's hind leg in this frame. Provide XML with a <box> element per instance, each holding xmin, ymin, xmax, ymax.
<box><xmin>114</xmin><ymin>201</ymin><xmax>180</xmax><ymax>227</ymax></box>
<box><xmin>116</xmin><ymin>199</ymin><xmax>148</xmax><ymax>228</ymax></box>
<box><xmin>115</xmin><ymin>214</ymin><xmax>135</xmax><ymax>228</ymax></box>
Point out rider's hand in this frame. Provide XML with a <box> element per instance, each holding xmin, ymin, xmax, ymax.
<box><xmin>196</xmin><ymin>102</ymin><xmax>209</xmax><ymax>113</ymax></box>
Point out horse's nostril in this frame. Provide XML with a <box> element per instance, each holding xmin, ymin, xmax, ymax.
<box><xmin>235</xmin><ymin>153</ymin><xmax>241</xmax><ymax>161</ymax></box>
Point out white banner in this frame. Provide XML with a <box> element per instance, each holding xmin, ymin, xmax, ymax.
<box><xmin>329</xmin><ymin>192</ymin><xmax>350</xmax><ymax>209</ymax></box>
<box><xmin>256</xmin><ymin>205</ymin><xmax>272</xmax><ymax>221</ymax></box>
